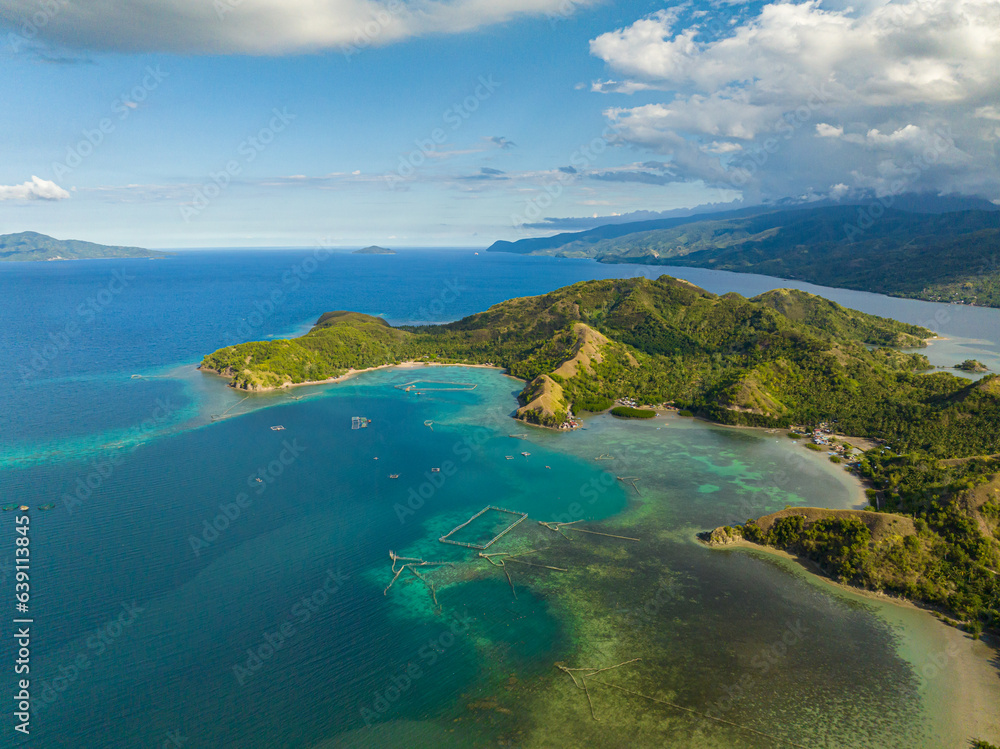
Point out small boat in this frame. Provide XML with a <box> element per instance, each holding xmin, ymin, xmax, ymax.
<box><xmin>374</xmin><ymin>457</ymin><xmax>379</xmax><ymax>460</ymax></box>
<box><xmin>431</xmin><ymin>467</ymin><xmax>440</xmax><ymax>473</ymax></box>
<box><xmin>270</xmin><ymin>425</ymin><xmax>285</xmax><ymax>431</ymax></box>
<box><xmin>255</xmin><ymin>478</ymin><xmax>263</xmax><ymax>483</ymax></box>
<box><xmin>389</xmin><ymin>474</ymin><xmax>399</xmax><ymax>479</ymax></box>
<box><xmin>1</xmin><ymin>505</ymin><xmax>15</xmax><ymax>511</ymax></box>
<box><xmin>545</xmin><ymin>466</ymin><xmax>551</xmax><ymax>469</ymax></box>
<box><xmin>505</xmin><ymin>456</ymin><xmax>514</xmax><ymax>460</ymax></box>
<box><xmin>38</xmin><ymin>504</ymin><xmax>55</xmax><ymax>511</ymax></box>
<box><xmin>19</xmin><ymin>506</ymin><xmax>29</xmax><ymax>511</ymax></box>
<box><xmin>521</xmin><ymin>452</ymin><xmax>531</xmax><ymax>457</ymax></box>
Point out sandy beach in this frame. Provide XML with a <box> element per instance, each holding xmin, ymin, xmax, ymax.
<box><xmin>202</xmin><ymin>359</ymin><xmax>506</xmax><ymax>392</ymax></box>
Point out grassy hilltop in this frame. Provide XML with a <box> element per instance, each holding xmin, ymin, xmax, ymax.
<box><xmin>204</xmin><ymin>275</ymin><xmax>1000</xmax><ymax>633</ymax></box>
<box><xmin>205</xmin><ymin>274</ymin><xmax>955</xmax><ymax>439</ymax></box>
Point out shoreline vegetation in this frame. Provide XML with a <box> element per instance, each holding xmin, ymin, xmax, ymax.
<box><xmin>202</xmin><ymin>275</ymin><xmax>999</xmax><ymax>637</ymax></box>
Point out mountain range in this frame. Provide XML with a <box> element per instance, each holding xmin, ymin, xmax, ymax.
<box><xmin>489</xmin><ymin>197</ymin><xmax>1000</xmax><ymax>307</ymax></box>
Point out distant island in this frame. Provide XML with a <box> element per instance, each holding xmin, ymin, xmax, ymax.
<box><xmin>956</xmin><ymin>359</ymin><xmax>989</xmax><ymax>372</ymax></box>
<box><xmin>202</xmin><ymin>275</ymin><xmax>999</xmax><ymax>636</ymax></box>
<box><xmin>489</xmin><ymin>202</ymin><xmax>1000</xmax><ymax>308</ymax></box>
<box><xmin>352</xmin><ymin>246</ymin><xmax>395</xmax><ymax>254</ymax></box>
<box><xmin>0</xmin><ymin>231</ymin><xmax>164</xmax><ymax>262</ymax></box>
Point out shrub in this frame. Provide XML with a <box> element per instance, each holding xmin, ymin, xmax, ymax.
<box><xmin>829</xmin><ymin>456</ymin><xmax>842</xmax><ymax>464</ymax></box>
<box><xmin>575</xmin><ymin>395</ymin><xmax>613</xmax><ymax>412</ymax></box>
<box><xmin>677</xmin><ymin>409</ymin><xmax>694</xmax><ymax>417</ymax></box>
<box><xmin>769</xmin><ymin>515</ymin><xmax>805</xmax><ymax>546</ymax></box>
<box><xmin>611</xmin><ymin>406</ymin><xmax>656</xmax><ymax>419</ymax></box>
<box><xmin>805</xmin><ymin>443</ymin><xmax>824</xmax><ymax>451</ymax></box>
<box><xmin>741</xmin><ymin>521</ymin><xmax>765</xmax><ymax>543</ymax></box>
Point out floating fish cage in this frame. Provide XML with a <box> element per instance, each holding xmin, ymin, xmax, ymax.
<box><xmin>394</xmin><ymin>380</ymin><xmax>478</xmax><ymax>393</ymax></box>
<box><xmin>351</xmin><ymin>416</ymin><xmax>370</xmax><ymax>429</ymax></box>
<box><xmin>438</xmin><ymin>506</ymin><xmax>528</xmax><ymax>550</ymax></box>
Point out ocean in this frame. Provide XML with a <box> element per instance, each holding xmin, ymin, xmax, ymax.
<box><xmin>1</xmin><ymin>250</ymin><xmax>997</xmax><ymax>747</ymax></box>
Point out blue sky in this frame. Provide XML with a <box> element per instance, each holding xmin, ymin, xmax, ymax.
<box><xmin>1</xmin><ymin>0</ymin><xmax>997</xmax><ymax>248</ymax></box>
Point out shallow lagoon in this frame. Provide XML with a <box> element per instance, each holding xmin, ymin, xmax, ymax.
<box><xmin>1</xmin><ymin>251</ymin><xmax>998</xmax><ymax>746</ymax></box>
<box><xmin>3</xmin><ymin>365</ymin><xmax>995</xmax><ymax>746</ymax></box>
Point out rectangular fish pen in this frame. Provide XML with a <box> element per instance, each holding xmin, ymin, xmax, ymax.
<box><xmin>439</xmin><ymin>506</ymin><xmax>528</xmax><ymax>550</ymax></box>
<box><xmin>351</xmin><ymin>416</ymin><xmax>369</xmax><ymax>429</ymax></box>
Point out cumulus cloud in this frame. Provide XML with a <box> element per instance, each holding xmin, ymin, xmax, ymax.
<box><xmin>0</xmin><ymin>176</ymin><xmax>71</xmax><ymax>201</ymax></box>
<box><xmin>0</xmin><ymin>0</ymin><xmax>597</xmax><ymax>54</ymax></box>
<box><xmin>589</xmin><ymin>0</ymin><xmax>1000</xmax><ymax>200</ymax></box>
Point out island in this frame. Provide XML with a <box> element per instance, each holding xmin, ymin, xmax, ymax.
<box><xmin>488</xmin><ymin>203</ymin><xmax>1000</xmax><ymax>308</ymax></box>
<box><xmin>352</xmin><ymin>245</ymin><xmax>395</xmax><ymax>254</ymax></box>
<box><xmin>0</xmin><ymin>231</ymin><xmax>164</xmax><ymax>262</ymax></box>
<box><xmin>203</xmin><ymin>275</ymin><xmax>999</xmax><ymax>638</ymax></box>
<box><xmin>956</xmin><ymin>359</ymin><xmax>990</xmax><ymax>372</ymax></box>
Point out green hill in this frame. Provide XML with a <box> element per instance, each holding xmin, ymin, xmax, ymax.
<box><xmin>205</xmin><ymin>275</ymin><xmax>1000</xmax><ymax>631</ymax></box>
<box><xmin>202</xmin><ymin>274</ymin><xmax>1000</xmax><ymax>456</ymax></box>
<box><xmin>0</xmin><ymin>231</ymin><xmax>163</xmax><ymax>261</ymax></box>
<box><xmin>489</xmin><ymin>205</ymin><xmax>1000</xmax><ymax>307</ymax></box>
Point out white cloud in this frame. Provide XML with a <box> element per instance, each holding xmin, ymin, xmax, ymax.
<box><xmin>1</xmin><ymin>0</ymin><xmax>598</xmax><ymax>54</ymax></box>
<box><xmin>829</xmin><ymin>182</ymin><xmax>850</xmax><ymax>199</ymax></box>
<box><xmin>815</xmin><ymin>123</ymin><xmax>844</xmax><ymax>139</ymax></box>
<box><xmin>0</xmin><ymin>176</ymin><xmax>71</xmax><ymax>201</ymax></box>
<box><xmin>590</xmin><ymin>79</ymin><xmax>659</xmax><ymax>94</ymax></box>
<box><xmin>589</xmin><ymin>0</ymin><xmax>1000</xmax><ymax>200</ymax></box>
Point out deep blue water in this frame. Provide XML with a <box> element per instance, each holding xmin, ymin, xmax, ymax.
<box><xmin>2</xmin><ymin>250</ymin><xmax>998</xmax><ymax>748</ymax></box>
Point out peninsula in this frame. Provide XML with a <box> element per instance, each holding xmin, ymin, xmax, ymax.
<box><xmin>202</xmin><ymin>276</ymin><xmax>939</xmax><ymax>431</ymax></box>
<box><xmin>957</xmin><ymin>359</ymin><xmax>990</xmax><ymax>373</ymax></box>
<box><xmin>203</xmin><ymin>275</ymin><xmax>1000</xmax><ymax>635</ymax></box>
<box><xmin>352</xmin><ymin>245</ymin><xmax>395</xmax><ymax>254</ymax></box>
<box><xmin>0</xmin><ymin>231</ymin><xmax>164</xmax><ymax>261</ymax></box>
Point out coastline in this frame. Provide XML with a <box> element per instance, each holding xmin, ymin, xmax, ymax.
<box><xmin>200</xmin><ymin>359</ymin><xmax>507</xmax><ymax>392</ymax></box>
<box><xmin>706</xmin><ymin>538</ymin><xmax>1000</xmax><ymax>743</ymax></box>
<box><xmin>203</xmin><ymin>359</ymin><xmax>996</xmax><ymax>743</ymax></box>
<box><xmin>685</xmin><ymin>416</ymin><xmax>871</xmax><ymax>508</ymax></box>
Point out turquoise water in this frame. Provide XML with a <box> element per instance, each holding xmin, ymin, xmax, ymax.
<box><xmin>1</xmin><ymin>251</ymin><xmax>998</xmax><ymax>747</ymax></box>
